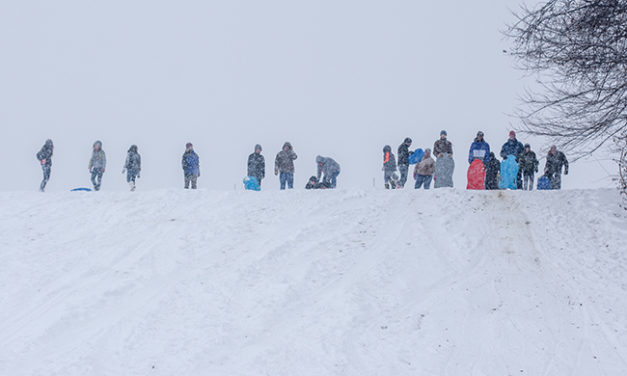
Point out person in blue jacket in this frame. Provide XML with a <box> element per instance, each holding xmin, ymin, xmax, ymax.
<box><xmin>182</xmin><ymin>142</ymin><xmax>200</xmax><ymax>189</ymax></box>
<box><xmin>468</xmin><ymin>131</ymin><xmax>491</xmax><ymax>165</ymax></box>
<box><xmin>500</xmin><ymin>130</ymin><xmax>525</xmax><ymax>188</ymax></box>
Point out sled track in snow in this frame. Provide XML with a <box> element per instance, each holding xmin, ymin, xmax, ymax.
<box><xmin>0</xmin><ymin>188</ymin><xmax>626</xmax><ymax>376</ymax></box>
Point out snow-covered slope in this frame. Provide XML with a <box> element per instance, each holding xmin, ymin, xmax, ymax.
<box><xmin>0</xmin><ymin>189</ymin><xmax>626</xmax><ymax>376</ymax></box>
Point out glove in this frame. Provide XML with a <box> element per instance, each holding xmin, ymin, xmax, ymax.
<box><xmin>535</xmin><ymin>168</ymin><xmax>538</xmax><ymax>173</ymax></box>
<box><xmin>122</xmin><ymin>168</ymin><xmax>126</xmax><ymax>174</ymax></box>
<box><xmin>564</xmin><ymin>170</ymin><xmax>568</xmax><ymax>175</ymax></box>
<box><xmin>137</xmin><ymin>173</ymin><xmax>140</xmax><ymax>179</ymax></box>
<box><xmin>102</xmin><ymin>169</ymin><xmax>106</xmax><ymax>173</ymax></box>
<box><xmin>275</xmin><ymin>169</ymin><xmax>279</xmax><ymax>176</ymax></box>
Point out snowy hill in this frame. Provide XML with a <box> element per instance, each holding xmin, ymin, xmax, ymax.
<box><xmin>0</xmin><ymin>189</ymin><xmax>626</xmax><ymax>376</ymax></box>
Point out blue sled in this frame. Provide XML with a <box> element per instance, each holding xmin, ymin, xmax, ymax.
<box><xmin>71</xmin><ymin>187</ymin><xmax>92</xmax><ymax>192</ymax></box>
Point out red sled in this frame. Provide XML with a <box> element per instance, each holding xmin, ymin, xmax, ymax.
<box><xmin>467</xmin><ymin>159</ymin><xmax>486</xmax><ymax>190</ymax></box>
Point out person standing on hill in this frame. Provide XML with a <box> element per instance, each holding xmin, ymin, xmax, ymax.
<box><xmin>433</xmin><ymin>130</ymin><xmax>453</xmax><ymax>158</ymax></box>
<box><xmin>88</xmin><ymin>140</ymin><xmax>106</xmax><ymax>191</ymax></box>
<box><xmin>123</xmin><ymin>145</ymin><xmax>141</xmax><ymax>191</ymax></box>
<box><xmin>382</xmin><ymin>145</ymin><xmax>398</xmax><ymax>189</ymax></box>
<box><xmin>275</xmin><ymin>142</ymin><xmax>297</xmax><ymax>190</ymax></box>
<box><xmin>518</xmin><ymin>144</ymin><xmax>539</xmax><ymax>191</ymax></box>
<box><xmin>247</xmin><ymin>144</ymin><xmax>265</xmax><ymax>187</ymax></box>
<box><xmin>397</xmin><ymin>137</ymin><xmax>412</xmax><ymax>188</ymax></box>
<box><xmin>484</xmin><ymin>152</ymin><xmax>501</xmax><ymax>190</ymax></box>
<box><xmin>316</xmin><ymin>155</ymin><xmax>341</xmax><ymax>189</ymax></box>
<box><xmin>468</xmin><ymin>131</ymin><xmax>491</xmax><ymax>165</ymax></box>
<box><xmin>36</xmin><ymin>139</ymin><xmax>54</xmax><ymax>192</ymax></box>
<box><xmin>544</xmin><ymin>145</ymin><xmax>569</xmax><ymax>190</ymax></box>
<box><xmin>500</xmin><ymin>130</ymin><xmax>525</xmax><ymax>189</ymax></box>
<box><xmin>182</xmin><ymin>142</ymin><xmax>200</xmax><ymax>189</ymax></box>
<box><xmin>414</xmin><ymin>149</ymin><xmax>435</xmax><ymax>189</ymax></box>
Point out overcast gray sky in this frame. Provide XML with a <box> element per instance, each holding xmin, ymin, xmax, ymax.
<box><xmin>0</xmin><ymin>0</ymin><xmax>617</xmax><ymax>191</ymax></box>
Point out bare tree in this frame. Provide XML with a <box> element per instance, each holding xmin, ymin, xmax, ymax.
<box><xmin>507</xmin><ymin>0</ymin><xmax>627</xmax><ymax>175</ymax></box>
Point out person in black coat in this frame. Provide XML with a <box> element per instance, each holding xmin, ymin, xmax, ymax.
<box><xmin>544</xmin><ymin>145</ymin><xmax>569</xmax><ymax>189</ymax></box>
<box><xmin>247</xmin><ymin>144</ymin><xmax>265</xmax><ymax>186</ymax></box>
<box><xmin>397</xmin><ymin>137</ymin><xmax>412</xmax><ymax>188</ymax></box>
<box><xmin>36</xmin><ymin>139</ymin><xmax>54</xmax><ymax>192</ymax></box>
<box><xmin>485</xmin><ymin>152</ymin><xmax>501</xmax><ymax>190</ymax></box>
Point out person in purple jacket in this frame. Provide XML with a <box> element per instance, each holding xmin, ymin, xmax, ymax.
<box><xmin>468</xmin><ymin>131</ymin><xmax>491</xmax><ymax>165</ymax></box>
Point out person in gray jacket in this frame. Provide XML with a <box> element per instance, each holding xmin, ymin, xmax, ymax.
<box><xmin>36</xmin><ymin>139</ymin><xmax>54</xmax><ymax>192</ymax></box>
<box><xmin>316</xmin><ymin>156</ymin><xmax>341</xmax><ymax>189</ymax></box>
<box><xmin>122</xmin><ymin>145</ymin><xmax>141</xmax><ymax>191</ymax></box>
<box><xmin>275</xmin><ymin>142</ymin><xmax>298</xmax><ymax>190</ymax></box>
<box><xmin>88</xmin><ymin>140</ymin><xmax>106</xmax><ymax>191</ymax></box>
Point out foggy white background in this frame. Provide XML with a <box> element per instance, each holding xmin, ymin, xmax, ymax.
<box><xmin>0</xmin><ymin>0</ymin><xmax>616</xmax><ymax>191</ymax></box>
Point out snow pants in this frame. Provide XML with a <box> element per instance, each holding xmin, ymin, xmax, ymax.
<box><xmin>185</xmin><ymin>174</ymin><xmax>198</xmax><ymax>189</ymax></box>
<box><xmin>323</xmin><ymin>171</ymin><xmax>339</xmax><ymax>189</ymax></box>
<box><xmin>398</xmin><ymin>164</ymin><xmax>409</xmax><ymax>188</ymax></box>
<box><xmin>40</xmin><ymin>165</ymin><xmax>51</xmax><ymax>191</ymax></box>
<box><xmin>522</xmin><ymin>170</ymin><xmax>534</xmax><ymax>191</ymax></box>
<box><xmin>91</xmin><ymin>168</ymin><xmax>104</xmax><ymax>191</ymax></box>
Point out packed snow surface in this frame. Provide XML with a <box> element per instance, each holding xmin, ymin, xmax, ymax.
<box><xmin>0</xmin><ymin>189</ymin><xmax>626</xmax><ymax>376</ymax></box>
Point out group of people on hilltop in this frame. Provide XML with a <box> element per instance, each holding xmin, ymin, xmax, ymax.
<box><xmin>34</xmin><ymin>133</ymin><xmax>568</xmax><ymax>192</ymax></box>
<box><xmin>383</xmin><ymin>130</ymin><xmax>455</xmax><ymax>190</ymax></box>
<box><xmin>467</xmin><ymin>130</ymin><xmax>569</xmax><ymax>190</ymax></box>
<box><xmin>381</xmin><ymin>129</ymin><xmax>569</xmax><ymax>191</ymax></box>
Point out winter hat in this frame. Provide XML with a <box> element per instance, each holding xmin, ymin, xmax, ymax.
<box><xmin>383</xmin><ymin>145</ymin><xmax>392</xmax><ymax>153</ymax></box>
<box><xmin>255</xmin><ymin>144</ymin><xmax>262</xmax><ymax>152</ymax></box>
<box><xmin>316</xmin><ymin>155</ymin><xmax>324</xmax><ymax>164</ymax></box>
<box><xmin>509</xmin><ymin>130</ymin><xmax>516</xmax><ymax>137</ymax></box>
<box><xmin>476</xmin><ymin>131</ymin><xmax>484</xmax><ymax>137</ymax></box>
<box><xmin>440</xmin><ymin>130</ymin><xmax>447</xmax><ymax>136</ymax></box>
<box><xmin>93</xmin><ymin>140</ymin><xmax>102</xmax><ymax>148</ymax></box>
<box><xmin>404</xmin><ymin>137</ymin><xmax>412</xmax><ymax>144</ymax></box>
<box><xmin>524</xmin><ymin>143</ymin><xmax>530</xmax><ymax>149</ymax></box>
<box><xmin>186</xmin><ymin>142</ymin><xmax>193</xmax><ymax>149</ymax></box>
<box><xmin>129</xmin><ymin>145</ymin><xmax>138</xmax><ymax>153</ymax></box>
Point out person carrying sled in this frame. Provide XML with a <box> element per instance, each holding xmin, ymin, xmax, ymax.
<box><xmin>500</xmin><ymin>130</ymin><xmax>525</xmax><ymax>189</ymax></box>
<box><xmin>382</xmin><ymin>145</ymin><xmax>398</xmax><ymax>189</ymax></box>
<box><xmin>275</xmin><ymin>142</ymin><xmax>297</xmax><ymax>190</ymax></box>
<box><xmin>316</xmin><ymin>155</ymin><xmax>341</xmax><ymax>189</ymax></box>
<box><xmin>36</xmin><ymin>139</ymin><xmax>54</xmax><ymax>192</ymax></box>
<box><xmin>182</xmin><ymin>142</ymin><xmax>200</xmax><ymax>189</ymax></box>
<box><xmin>544</xmin><ymin>145</ymin><xmax>569</xmax><ymax>190</ymax></box>
<box><xmin>518</xmin><ymin>144</ymin><xmax>539</xmax><ymax>191</ymax></box>
<box><xmin>414</xmin><ymin>148</ymin><xmax>435</xmax><ymax>189</ymax></box>
<box><xmin>88</xmin><ymin>140</ymin><xmax>106</xmax><ymax>191</ymax></box>
<box><xmin>468</xmin><ymin>131</ymin><xmax>491</xmax><ymax>165</ymax></box>
<box><xmin>247</xmin><ymin>144</ymin><xmax>265</xmax><ymax>187</ymax></box>
<box><xmin>433</xmin><ymin>130</ymin><xmax>453</xmax><ymax>158</ymax></box>
<box><xmin>397</xmin><ymin>137</ymin><xmax>413</xmax><ymax>188</ymax></box>
<box><xmin>484</xmin><ymin>152</ymin><xmax>500</xmax><ymax>190</ymax></box>
<box><xmin>122</xmin><ymin>145</ymin><xmax>141</xmax><ymax>191</ymax></box>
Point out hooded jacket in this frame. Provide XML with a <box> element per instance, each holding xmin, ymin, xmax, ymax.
<box><xmin>519</xmin><ymin>150</ymin><xmax>538</xmax><ymax>173</ymax></box>
<box><xmin>125</xmin><ymin>145</ymin><xmax>141</xmax><ymax>173</ymax></box>
<box><xmin>383</xmin><ymin>146</ymin><xmax>397</xmax><ymax>172</ymax></box>
<box><xmin>248</xmin><ymin>145</ymin><xmax>266</xmax><ymax>180</ymax></box>
<box><xmin>275</xmin><ymin>142</ymin><xmax>297</xmax><ymax>173</ymax></box>
<box><xmin>89</xmin><ymin>141</ymin><xmax>106</xmax><ymax>171</ymax></box>
<box><xmin>545</xmin><ymin>151</ymin><xmax>569</xmax><ymax>175</ymax></box>
<box><xmin>182</xmin><ymin>149</ymin><xmax>200</xmax><ymax>175</ymax></box>
<box><xmin>316</xmin><ymin>156</ymin><xmax>341</xmax><ymax>181</ymax></box>
<box><xmin>36</xmin><ymin>140</ymin><xmax>54</xmax><ymax>167</ymax></box>
<box><xmin>500</xmin><ymin>138</ymin><xmax>525</xmax><ymax>160</ymax></box>
<box><xmin>414</xmin><ymin>154</ymin><xmax>435</xmax><ymax>176</ymax></box>
<box><xmin>468</xmin><ymin>138</ymin><xmax>491</xmax><ymax>164</ymax></box>
<box><xmin>398</xmin><ymin>143</ymin><xmax>411</xmax><ymax>166</ymax></box>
